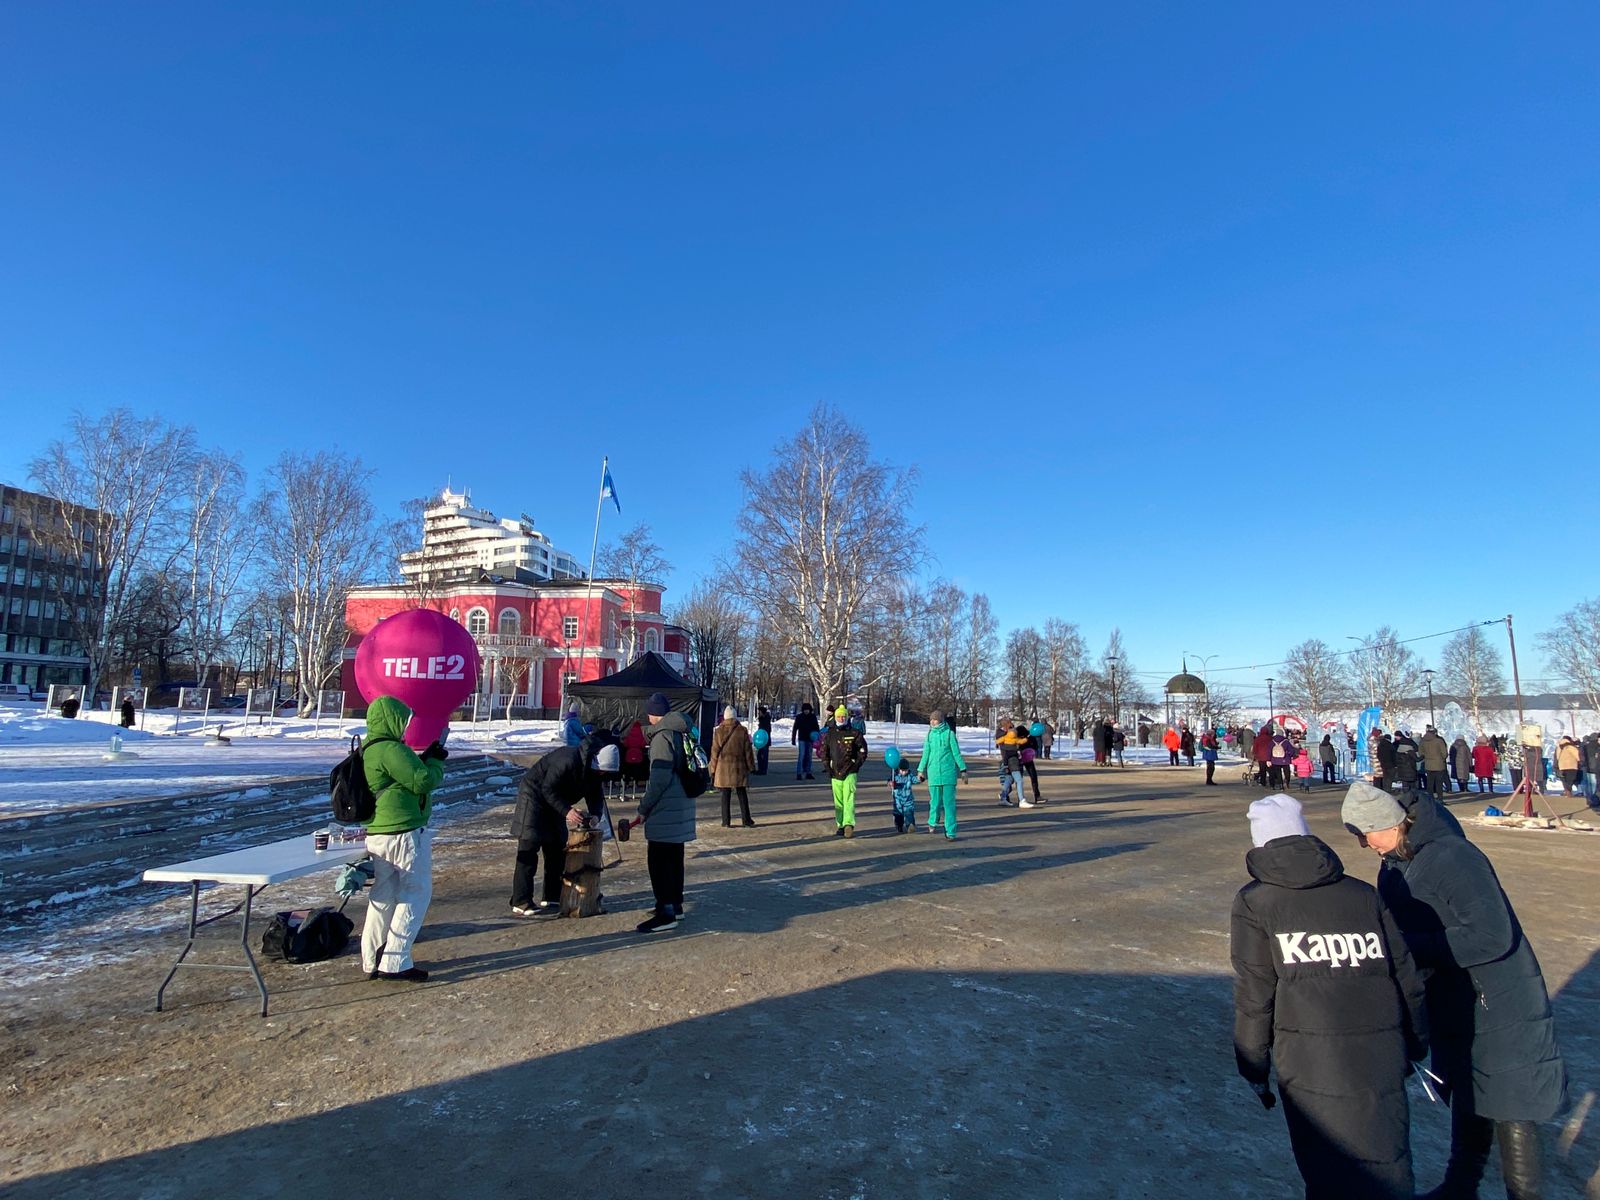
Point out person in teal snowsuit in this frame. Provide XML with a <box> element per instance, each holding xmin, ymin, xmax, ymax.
<box><xmin>916</xmin><ymin>710</ymin><xmax>969</xmax><ymax>840</ymax></box>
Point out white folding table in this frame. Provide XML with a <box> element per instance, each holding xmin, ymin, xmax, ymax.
<box><xmin>143</xmin><ymin>836</ymin><xmax>369</xmax><ymax>1017</ymax></box>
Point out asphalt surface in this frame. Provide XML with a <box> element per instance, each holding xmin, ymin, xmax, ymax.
<box><xmin>4</xmin><ymin>748</ymin><xmax>1599</xmax><ymax>1198</ymax></box>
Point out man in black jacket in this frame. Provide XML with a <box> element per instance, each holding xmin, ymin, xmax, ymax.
<box><xmin>822</xmin><ymin>705</ymin><xmax>868</xmax><ymax>837</ymax></box>
<box><xmin>508</xmin><ymin>732</ymin><xmax>618</xmax><ymax>916</ymax></box>
<box><xmin>1232</xmin><ymin>793</ymin><xmax>1428</xmax><ymax>1199</ymax></box>
<box><xmin>792</xmin><ymin>703</ymin><xmax>819</xmax><ymax>780</ymax></box>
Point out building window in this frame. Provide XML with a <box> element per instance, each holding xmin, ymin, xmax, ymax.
<box><xmin>498</xmin><ymin>608</ymin><xmax>520</xmax><ymax>636</ymax></box>
<box><xmin>466</xmin><ymin>607</ymin><xmax>489</xmax><ymax>636</ymax></box>
<box><xmin>563</xmin><ymin>616</ymin><xmax>579</xmax><ymax>641</ymax></box>
<box><xmin>644</xmin><ymin>628</ymin><xmax>659</xmax><ymax>654</ymax></box>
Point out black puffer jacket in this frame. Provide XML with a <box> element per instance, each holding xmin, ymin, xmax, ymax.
<box><xmin>1378</xmin><ymin>796</ymin><xmax>1568</xmax><ymax>1121</ymax></box>
<box><xmin>1232</xmin><ymin>835</ymin><xmax>1428</xmax><ymax>1198</ymax></box>
<box><xmin>510</xmin><ymin>734</ymin><xmax>608</xmax><ymax>845</ymax></box>
<box><xmin>822</xmin><ymin>721</ymin><xmax>868</xmax><ymax>780</ymax></box>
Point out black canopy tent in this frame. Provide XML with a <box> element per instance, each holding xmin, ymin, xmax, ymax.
<box><xmin>565</xmin><ymin>652</ymin><xmax>720</xmax><ymax>748</ymax></box>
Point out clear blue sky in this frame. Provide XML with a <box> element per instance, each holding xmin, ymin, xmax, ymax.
<box><xmin>2</xmin><ymin>3</ymin><xmax>1596</xmax><ymax>704</ymax></box>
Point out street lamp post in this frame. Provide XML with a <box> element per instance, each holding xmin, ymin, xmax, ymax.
<box><xmin>1422</xmin><ymin>668</ymin><xmax>1436</xmax><ymax>727</ymax></box>
<box><xmin>1185</xmin><ymin>650</ymin><xmax>1218</xmax><ymax>727</ymax></box>
<box><xmin>1265</xmin><ymin>677</ymin><xmax>1276</xmax><ymax>730</ymax></box>
<box><xmin>1107</xmin><ymin>655</ymin><xmax>1119</xmax><ymax>727</ymax></box>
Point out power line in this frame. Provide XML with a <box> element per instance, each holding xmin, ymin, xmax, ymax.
<box><xmin>1202</xmin><ymin>618</ymin><xmax>1504</xmax><ymax>677</ymax></box>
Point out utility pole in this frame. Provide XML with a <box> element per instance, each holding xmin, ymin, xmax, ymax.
<box><xmin>1423</xmin><ymin>668</ymin><xmax>1436</xmax><ymax>726</ymax></box>
<box><xmin>1266</xmin><ymin>677</ymin><xmax>1276</xmax><ymax>729</ymax></box>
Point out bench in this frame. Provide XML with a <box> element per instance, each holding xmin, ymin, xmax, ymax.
<box><xmin>143</xmin><ymin>835</ymin><xmax>369</xmax><ymax>1017</ymax></box>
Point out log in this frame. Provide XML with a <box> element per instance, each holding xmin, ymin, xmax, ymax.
<box><xmin>560</xmin><ymin>828</ymin><xmax>606</xmax><ymax>917</ymax></box>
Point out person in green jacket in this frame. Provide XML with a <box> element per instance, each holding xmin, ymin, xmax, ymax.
<box><xmin>917</xmin><ymin>710</ymin><xmax>969</xmax><ymax>839</ymax></box>
<box><xmin>360</xmin><ymin>695</ymin><xmax>446</xmax><ymax>982</ymax></box>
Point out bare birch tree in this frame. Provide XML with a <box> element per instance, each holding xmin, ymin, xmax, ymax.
<box><xmin>958</xmin><ymin>593</ymin><xmax>999</xmax><ymax>725</ymax></box>
<box><xmin>255</xmin><ymin>452</ymin><xmax>379</xmax><ymax>714</ymax></box>
<box><xmin>1278</xmin><ymin>638</ymin><xmax>1351</xmax><ymax>727</ymax></box>
<box><xmin>1540</xmin><ymin>598</ymin><xmax>1600</xmax><ymax>715</ymax></box>
<box><xmin>673</xmin><ymin>579</ymin><xmax>748</xmax><ymax>692</ymax></box>
<box><xmin>923</xmin><ymin>581</ymin><xmax>967</xmax><ymax>706</ymax></box>
<box><xmin>598</xmin><ymin>523</ymin><xmax>672</xmax><ymax>663</ymax></box>
<box><xmin>1350</xmin><ymin>625</ymin><xmax>1424</xmax><ymax>724</ymax></box>
<box><xmin>178</xmin><ymin>449</ymin><xmax>256</xmax><ymax>691</ymax></box>
<box><xmin>1005</xmin><ymin>626</ymin><xmax>1047</xmax><ymax>715</ymax></box>
<box><xmin>727</xmin><ymin>404</ymin><xmax>924</xmax><ymax>708</ymax></box>
<box><xmin>28</xmin><ymin>409</ymin><xmax>198</xmax><ymax>697</ymax></box>
<box><xmin>1043</xmin><ymin>617</ymin><xmax>1086</xmax><ymax>727</ymax></box>
<box><xmin>1438</xmin><ymin>625</ymin><xmax>1508</xmax><ymax>730</ymax></box>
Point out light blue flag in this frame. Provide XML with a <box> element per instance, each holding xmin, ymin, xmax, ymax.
<box><xmin>601</xmin><ymin>467</ymin><xmax>621</xmax><ymax>514</ymax></box>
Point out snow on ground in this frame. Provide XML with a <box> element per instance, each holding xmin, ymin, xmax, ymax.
<box><xmin>0</xmin><ymin>702</ymin><xmax>565</xmax><ymax>818</ymax></box>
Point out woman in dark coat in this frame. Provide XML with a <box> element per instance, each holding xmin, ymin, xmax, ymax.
<box><xmin>1232</xmin><ymin>794</ymin><xmax>1427</xmax><ymax>1198</ymax></box>
<box><xmin>509</xmin><ymin>731</ymin><xmax>614</xmax><ymax>916</ymax></box>
<box><xmin>1343</xmin><ymin>782</ymin><xmax>1567</xmax><ymax>1199</ymax></box>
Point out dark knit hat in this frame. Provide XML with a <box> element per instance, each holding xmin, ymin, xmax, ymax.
<box><xmin>645</xmin><ymin>692</ymin><xmax>670</xmax><ymax>717</ymax></box>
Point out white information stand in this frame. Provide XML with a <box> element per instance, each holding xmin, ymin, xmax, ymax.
<box><xmin>110</xmin><ymin>686</ymin><xmax>150</xmax><ymax>731</ymax></box>
<box><xmin>243</xmin><ymin>686</ymin><xmax>277</xmax><ymax>728</ymax></box>
<box><xmin>312</xmin><ymin>689</ymin><xmax>344</xmax><ymax>733</ymax></box>
<box><xmin>47</xmin><ymin>683</ymin><xmax>86</xmax><ymax>715</ymax></box>
<box><xmin>177</xmin><ymin>687</ymin><xmax>212</xmax><ymax>735</ymax></box>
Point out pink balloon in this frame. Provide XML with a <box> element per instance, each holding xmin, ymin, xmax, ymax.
<box><xmin>354</xmin><ymin>609</ymin><xmax>480</xmax><ymax>749</ymax></box>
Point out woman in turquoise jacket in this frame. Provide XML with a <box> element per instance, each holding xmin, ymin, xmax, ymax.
<box><xmin>916</xmin><ymin>710</ymin><xmax>969</xmax><ymax>839</ymax></box>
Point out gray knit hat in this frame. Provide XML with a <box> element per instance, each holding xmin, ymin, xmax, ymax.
<box><xmin>1341</xmin><ymin>781</ymin><xmax>1407</xmax><ymax>835</ymax></box>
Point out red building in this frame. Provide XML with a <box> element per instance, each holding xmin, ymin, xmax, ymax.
<box><xmin>342</xmin><ymin>576</ymin><xmax>690</xmax><ymax>712</ymax></box>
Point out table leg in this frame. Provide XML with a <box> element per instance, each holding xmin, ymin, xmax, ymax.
<box><xmin>241</xmin><ymin>885</ymin><xmax>268</xmax><ymax>1018</ymax></box>
<box><xmin>152</xmin><ymin>881</ymin><xmax>273</xmax><ymax>1017</ymax></box>
<box><xmin>155</xmin><ymin>881</ymin><xmax>201</xmax><ymax>1012</ymax></box>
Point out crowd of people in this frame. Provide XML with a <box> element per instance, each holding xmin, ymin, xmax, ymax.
<box><xmin>353</xmin><ymin>695</ymin><xmax>1575</xmax><ymax>1196</ymax></box>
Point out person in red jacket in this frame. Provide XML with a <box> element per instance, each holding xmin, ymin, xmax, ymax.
<box><xmin>1251</xmin><ymin>724</ymin><xmax>1275</xmax><ymax>788</ymax></box>
<box><xmin>1163</xmin><ymin>726</ymin><xmax>1181</xmax><ymax>766</ymax></box>
<box><xmin>1471</xmin><ymin>735</ymin><xmax>1498</xmax><ymax>793</ymax></box>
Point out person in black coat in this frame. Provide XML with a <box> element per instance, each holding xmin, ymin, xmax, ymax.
<box><xmin>1232</xmin><ymin>794</ymin><xmax>1428</xmax><ymax>1198</ymax></box>
<box><xmin>791</xmin><ymin>703</ymin><xmax>820</xmax><ymax>780</ymax></box>
<box><xmin>754</xmin><ymin>705</ymin><xmax>772</xmax><ymax>776</ymax></box>
<box><xmin>1179</xmin><ymin>726</ymin><xmax>1195</xmax><ymax>766</ymax></box>
<box><xmin>1375</xmin><ymin>732</ymin><xmax>1398</xmax><ymax>790</ymax></box>
<box><xmin>1343</xmin><ymin>782</ymin><xmax>1567</xmax><ymax>1200</ymax></box>
<box><xmin>508</xmin><ymin>732</ymin><xmax>618</xmax><ymax>916</ymax></box>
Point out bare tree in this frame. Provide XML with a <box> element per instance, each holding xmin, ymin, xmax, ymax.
<box><xmin>1540</xmin><ymin>599</ymin><xmax>1600</xmax><ymax>716</ymax></box>
<box><xmin>727</xmin><ymin>404</ymin><xmax>924</xmax><ymax>707</ymax></box>
<box><xmin>1043</xmin><ymin>618</ymin><xmax>1086</xmax><ymax>728</ymax></box>
<box><xmin>923</xmin><ymin>580</ymin><xmax>967</xmax><ymax>706</ymax></box>
<box><xmin>1005</xmin><ymin>626</ymin><xmax>1047</xmax><ymax>715</ymax></box>
<box><xmin>1278</xmin><ymin>638</ymin><xmax>1351</xmax><ymax>728</ymax></box>
<box><xmin>1350</xmin><ymin>625</ymin><xmax>1424</xmax><ymax>724</ymax></box>
<box><xmin>958</xmin><ymin>593</ymin><xmax>999</xmax><ymax>725</ymax></box>
<box><xmin>598</xmin><ymin>523</ymin><xmax>672</xmax><ymax>663</ymax></box>
<box><xmin>1438</xmin><ymin>625</ymin><xmax>1508</xmax><ymax>731</ymax></box>
<box><xmin>256</xmin><ymin>452</ymin><xmax>379</xmax><ymax>714</ymax></box>
<box><xmin>28</xmin><ymin>409</ymin><xmax>198</xmax><ymax>698</ymax></box>
<box><xmin>673</xmin><ymin>579</ymin><xmax>748</xmax><ymax>692</ymax></box>
<box><xmin>178</xmin><ymin>449</ymin><xmax>256</xmax><ymax>692</ymax></box>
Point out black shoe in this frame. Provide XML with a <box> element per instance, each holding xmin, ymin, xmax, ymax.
<box><xmin>722</xmin><ymin>820</ymin><xmax>732</xmax><ymax>827</ymax></box>
<box><xmin>742</xmin><ymin>819</ymin><xmax>756</xmax><ymax>827</ymax></box>
<box><xmin>532</xmin><ymin>901</ymin><xmax>563</xmax><ymax>918</ymax></box>
<box><xmin>805</xmin><ymin>773</ymin><xmax>816</xmax><ymax>780</ymax></box>
<box><xmin>376</xmin><ymin>966</ymin><xmax>429</xmax><ymax>982</ymax></box>
<box><xmin>635</xmin><ymin>910</ymin><xmax>678</xmax><ymax>934</ymax></box>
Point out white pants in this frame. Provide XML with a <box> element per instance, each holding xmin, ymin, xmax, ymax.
<box><xmin>362</xmin><ymin>827</ymin><xmax>433</xmax><ymax>973</ymax></box>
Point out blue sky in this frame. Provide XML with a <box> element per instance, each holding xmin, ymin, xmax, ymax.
<box><xmin>2</xmin><ymin>3</ymin><xmax>1596</xmax><ymax>704</ymax></box>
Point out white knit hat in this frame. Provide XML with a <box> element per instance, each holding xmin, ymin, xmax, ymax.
<box><xmin>1248</xmin><ymin>794</ymin><xmax>1310</xmax><ymax>847</ymax></box>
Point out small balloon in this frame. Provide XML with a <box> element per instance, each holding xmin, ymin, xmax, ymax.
<box><xmin>753</xmin><ymin>728</ymin><xmax>770</xmax><ymax>749</ymax></box>
<box><xmin>1029</xmin><ymin>721</ymin><xmax>1045</xmax><ymax>737</ymax></box>
<box><xmin>884</xmin><ymin>746</ymin><xmax>902</xmax><ymax>770</ymax></box>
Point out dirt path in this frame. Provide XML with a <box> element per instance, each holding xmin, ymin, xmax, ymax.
<box><xmin>4</xmin><ymin>752</ymin><xmax>1598</xmax><ymax>1198</ymax></box>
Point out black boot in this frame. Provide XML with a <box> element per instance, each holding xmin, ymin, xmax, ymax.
<box><xmin>1495</xmin><ymin>1120</ymin><xmax>1543</xmax><ymax>1200</ymax></box>
<box><xmin>1419</xmin><ymin>1110</ymin><xmax>1493</xmax><ymax>1199</ymax></box>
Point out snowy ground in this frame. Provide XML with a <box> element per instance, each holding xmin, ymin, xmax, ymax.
<box><xmin>0</xmin><ymin>705</ymin><xmax>1191</xmax><ymax>819</ymax></box>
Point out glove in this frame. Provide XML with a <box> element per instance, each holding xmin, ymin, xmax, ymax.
<box><xmin>959</xmin><ymin>771</ymin><xmax>969</xmax><ymax>784</ymax></box>
<box><xmin>422</xmin><ymin>740</ymin><xmax>448</xmax><ymax>761</ymax></box>
<box><xmin>1249</xmin><ymin>1082</ymin><xmax>1276</xmax><ymax>1110</ymax></box>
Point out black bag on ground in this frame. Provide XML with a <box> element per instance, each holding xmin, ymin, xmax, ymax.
<box><xmin>261</xmin><ymin>907</ymin><xmax>354</xmax><ymax>963</ymax></box>
<box><xmin>329</xmin><ymin>734</ymin><xmax>391</xmax><ymax>824</ymax></box>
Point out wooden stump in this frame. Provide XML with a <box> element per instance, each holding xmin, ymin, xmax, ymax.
<box><xmin>560</xmin><ymin>828</ymin><xmax>606</xmax><ymax>917</ymax></box>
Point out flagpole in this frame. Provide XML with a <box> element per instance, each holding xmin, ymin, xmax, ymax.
<box><xmin>577</xmin><ymin>456</ymin><xmax>608</xmax><ymax>701</ymax></box>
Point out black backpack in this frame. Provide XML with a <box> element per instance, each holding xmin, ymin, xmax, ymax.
<box><xmin>261</xmin><ymin>907</ymin><xmax>354</xmax><ymax>963</ymax></box>
<box><xmin>677</xmin><ymin>730</ymin><xmax>710</xmax><ymax>799</ymax></box>
<box><xmin>329</xmin><ymin>734</ymin><xmax>394</xmax><ymax>824</ymax></box>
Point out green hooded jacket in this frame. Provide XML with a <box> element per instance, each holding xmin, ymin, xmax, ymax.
<box><xmin>362</xmin><ymin>696</ymin><xmax>444</xmax><ymax>835</ymax></box>
<box><xmin>916</xmin><ymin>721</ymin><xmax>967</xmax><ymax>786</ymax></box>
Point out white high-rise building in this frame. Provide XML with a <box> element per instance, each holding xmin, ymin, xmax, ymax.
<box><xmin>399</xmin><ymin>488</ymin><xmax>585</xmax><ymax>586</ymax></box>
